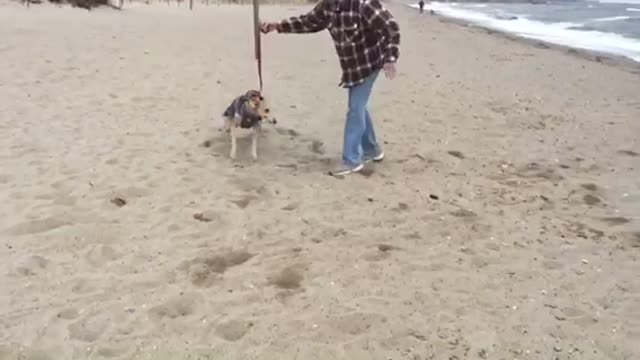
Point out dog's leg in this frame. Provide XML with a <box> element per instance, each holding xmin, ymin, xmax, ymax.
<box><xmin>251</xmin><ymin>131</ymin><xmax>258</xmax><ymax>161</ymax></box>
<box><xmin>230</xmin><ymin>131</ymin><xmax>238</xmax><ymax>160</ymax></box>
<box><xmin>222</xmin><ymin>117</ymin><xmax>232</xmax><ymax>133</ymax></box>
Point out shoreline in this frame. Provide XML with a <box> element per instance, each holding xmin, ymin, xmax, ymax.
<box><xmin>397</xmin><ymin>1</ymin><xmax>640</xmax><ymax>73</ymax></box>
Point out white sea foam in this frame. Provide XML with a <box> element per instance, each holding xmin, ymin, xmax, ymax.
<box><xmin>627</xmin><ymin>7</ymin><xmax>640</xmax><ymax>11</ymax></box>
<box><xmin>594</xmin><ymin>0</ymin><xmax>640</xmax><ymax>5</ymax></box>
<box><xmin>411</xmin><ymin>2</ymin><xmax>640</xmax><ymax>62</ymax></box>
<box><xmin>592</xmin><ymin>15</ymin><xmax>632</xmax><ymax>21</ymax></box>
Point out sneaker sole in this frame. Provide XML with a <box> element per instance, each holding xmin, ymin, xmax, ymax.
<box><xmin>365</xmin><ymin>153</ymin><xmax>385</xmax><ymax>163</ymax></box>
<box><xmin>328</xmin><ymin>164</ymin><xmax>364</xmax><ymax>177</ymax></box>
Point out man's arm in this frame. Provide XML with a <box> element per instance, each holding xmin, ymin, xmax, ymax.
<box><xmin>360</xmin><ymin>0</ymin><xmax>400</xmax><ymax>63</ymax></box>
<box><xmin>276</xmin><ymin>1</ymin><xmax>329</xmax><ymax>34</ymax></box>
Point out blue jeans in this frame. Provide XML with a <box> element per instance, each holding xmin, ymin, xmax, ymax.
<box><xmin>342</xmin><ymin>70</ymin><xmax>381</xmax><ymax>167</ymax></box>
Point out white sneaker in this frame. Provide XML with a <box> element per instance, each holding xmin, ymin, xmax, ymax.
<box><xmin>365</xmin><ymin>151</ymin><xmax>385</xmax><ymax>163</ymax></box>
<box><xmin>328</xmin><ymin>163</ymin><xmax>364</xmax><ymax>177</ymax></box>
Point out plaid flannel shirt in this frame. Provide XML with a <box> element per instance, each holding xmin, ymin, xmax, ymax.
<box><xmin>277</xmin><ymin>0</ymin><xmax>400</xmax><ymax>88</ymax></box>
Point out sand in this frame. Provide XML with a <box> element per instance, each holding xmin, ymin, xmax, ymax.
<box><xmin>1</xmin><ymin>1</ymin><xmax>639</xmax><ymax>359</ymax></box>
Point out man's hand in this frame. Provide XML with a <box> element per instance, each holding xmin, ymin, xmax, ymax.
<box><xmin>383</xmin><ymin>63</ymin><xmax>397</xmax><ymax>80</ymax></box>
<box><xmin>260</xmin><ymin>22</ymin><xmax>279</xmax><ymax>34</ymax></box>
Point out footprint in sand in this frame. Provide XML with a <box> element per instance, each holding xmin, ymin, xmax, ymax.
<box><xmin>551</xmin><ymin>306</ymin><xmax>595</xmax><ymax>326</ymax></box>
<box><xmin>623</xmin><ymin>232</ymin><xmax>640</xmax><ymax>248</ymax></box>
<box><xmin>309</xmin><ymin>140</ymin><xmax>325</xmax><ymax>154</ymax></box>
<box><xmin>563</xmin><ymin>221</ymin><xmax>605</xmax><ymax>240</ymax></box>
<box><xmin>0</xmin><ymin>173</ymin><xmax>12</xmax><ymax>184</ymax></box>
<box><xmin>491</xmin><ymin>161</ymin><xmax>565</xmax><ymax>187</ymax></box>
<box><xmin>393</xmin><ymin>202</ymin><xmax>410</xmax><ymax>212</ymax></box>
<box><xmin>281</xmin><ymin>202</ymin><xmax>300</xmax><ymax>211</ymax></box>
<box><xmin>517</xmin><ymin>162</ymin><xmax>565</xmax><ymax>183</ymax></box>
<box><xmin>14</xmin><ymin>255</ymin><xmax>49</xmax><ymax>276</ymax></box>
<box><xmin>181</xmin><ymin>250</ymin><xmax>254</xmax><ymax>288</ymax></box>
<box><xmin>148</xmin><ymin>293</ymin><xmax>202</xmax><ymax>321</ymax></box>
<box><xmin>189</xmin><ymin>262</ymin><xmax>223</xmax><ymax>288</ymax></box>
<box><xmin>56</xmin><ymin>308</ymin><xmax>80</xmax><ymax>320</ymax></box>
<box><xmin>230</xmin><ymin>195</ymin><xmax>256</xmax><ymax>209</ymax></box>
<box><xmin>215</xmin><ymin>319</ymin><xmax>254</xmax><ymax>342</ymax></box>
<box><xmin>69</xmin><ymin>277</ymin><xmax>100</xmax><ymax>295</ymax></box>
<box><xmin>268</xmin><ymin>266</ymin><xmax>304</xmax><ymax>290</ymax></box>
<box><xmin>377</xmin><ymin>244</ymin><xmax>399</xmax><ymax>252</ymax></box>
<box><xmin>570</xmin><ymin>183</ymin><xmax>607</xmax><ymax>207</ymax></box>
<box><xmin>542</xmin><ymin>260</ymin><xmax>564</xmax><ymax>271</ymax></box>
<box><xmin>583</xmin><ymin>194</ymin><xmax>603</xmax><ymax>206</ymax></box>
<box><xmin>104</xmin><ymin>186</ymin><xmax>151</xmax><ymax>203</ymax></box>
<box><xmin>52</xmin><ymin>194</ymin><xmax>77</xmax><ymax>207</ymax></box>
<box><xmin>228</xmin><ymin>175</ymin><xmax>270</xmax><ymax>194</ymax></box>
<box><xmin>324</xmin><ymin>312</ymin><xmax>387</xmax><ymax>336</ymax></box>
<box><xmin>85</xmin><ymin>244</ymin><xmax>120</xmax><ymax>267</ymax></box>
<box><xmin>617</xmin><ymin>150</ymin><xmax>639</xmax><ymax>157</ymax></box>
<box><xmin>94</xmin><ymin>344</ymin><xmax>130</xmax><ymax>358</ymax></box>
<box><xmin>599</xmin><ymin>217</ymin><xmax>631</xmax><ymax>226</ymax></box>
<box><xmin>192</xmin><ymin>210</ymin><xmax>223</xmax><ymax>224</ymax></box>
<box><xmin>1</xmin><ymin>347</ymin><xmax>53</xmax><ymax>360</ymax></box>
<box><xmin>447</xmin><ymin>150</ymin><xmax>465</xmax><ymax>159</ymax></box>
<box><xmin>67</xmin><ymin>314</ymin><xmax>110</xmax><ymax>342</ymax></box>
<box><xmin>581</xmin><ymin>183</ymin><xmax>599</xmax><ymax>191</ymax></box>
<box><xmin>470</xmin><ymin>255</ymin><xmax>490</xmax><ymax>269</ymax></box>
<box><xmin>364</xmin><ymin>244</ymin><xmax>401</xmax><ymax>262</ymax></box>
<box><xmin>4</xmin><ymin>218</ymin><xmax>68</xmax><ymax>236</ymax></box>
<box><xmin>450</xmin><ymin>208</ymin><xmax>477</xmax><ymax>218</ymax></box>
<box><xmin>275</xmin><ymin>127</ymin><xmax>300</xmax><ymax>138</ymax></box>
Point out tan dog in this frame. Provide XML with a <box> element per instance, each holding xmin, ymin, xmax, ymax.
<box><xmin>222</xmin><ymin>90</ymin><xmax>276</xmax><ymax>161</ymax></box>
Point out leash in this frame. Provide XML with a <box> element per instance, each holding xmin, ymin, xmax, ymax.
<box><xmin>253</xmin><ymin>0</ymin><xmax>263</xmax><ymax>92</ymax></box>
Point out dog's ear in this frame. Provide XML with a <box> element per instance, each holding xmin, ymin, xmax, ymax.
<box><xmin>247</xmin><ymin>90</ymin><xmax>262</xmax><ymax>100</ymax></box>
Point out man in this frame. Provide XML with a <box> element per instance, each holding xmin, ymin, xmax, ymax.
<box><xmin>260</xmin><ymin>0</ymin><xmax>400</xmax><ymax>176</ymax></box>
<box><xmin>419</xmin><ymin>0</ymin><xmax>425</xmax><ymax>14</ymax></box>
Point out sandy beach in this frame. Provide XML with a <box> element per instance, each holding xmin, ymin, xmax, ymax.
<box><xmin>1</xmin><ymin>1</ymin><xmax>639</xmax><ymax>359</ymax></box>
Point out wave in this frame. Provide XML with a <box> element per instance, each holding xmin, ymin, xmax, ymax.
<box><xmin>592</xmin><ymin>15</ymin><xmax>633</xmax><ymax>21</ymax></box>
<box><xmin>627</xmin><ymin>7</ymin><xmax>640</xmax><ymax>11</ymax></box>
<box><xmin>411</xmin><ymin>2</ymin><xmax>640</xmax><ymax>62</ymax></box>
<box><xmin>593</xmin><ymin>0</ymin><xmax>640</xmax><ymax>5</ymax></box>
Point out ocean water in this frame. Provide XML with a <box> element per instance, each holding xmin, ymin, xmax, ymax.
<box><xmin>408</xmin><ymin>0</ymin><xmax>640</xmax><ymax>62</ymax></box>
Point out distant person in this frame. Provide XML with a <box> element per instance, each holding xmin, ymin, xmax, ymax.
<box><xmin>419</xmin><ymin>0</ymin><xmax>425</xmax><ymax>13</ymax></box>
<box><xmin>260</xmin><ymin>0</ymin><xmax>400</xmax><ymax>176</ymax></box>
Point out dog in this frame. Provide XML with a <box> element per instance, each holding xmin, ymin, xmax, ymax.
<box><xmin>222</xmin><ymin>90</ymin><xmax>276</xmax><ymax>161</ymax></box>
